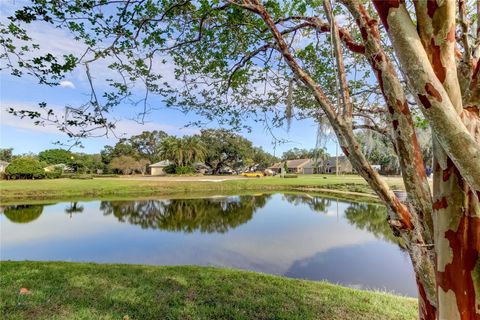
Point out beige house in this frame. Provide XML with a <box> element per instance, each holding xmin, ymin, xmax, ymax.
<box><xmin>322</xmin><ymin>156</ymin><xmax>353</xmax><ymax>174</ymax></box>
<box><xmin>269</xmin><ymin>156</ymin><xmax>354</xmax><ymax>174</ymax></box>
<box><xmin>149</xmin><ymin>160</ymin><xmax>172</xmax><ymax>175</ymax></box>
<box><xmin>269</xmin><ymin>158</ymin><xmax>313</xmax><ymax>174</ymax></box>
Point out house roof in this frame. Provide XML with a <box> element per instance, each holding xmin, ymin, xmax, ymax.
<box><xmin>149</xmin><ymin>160</ymin><xmax>171</xmax><ymax>168</ymax></box>
<box><xmin>269</xmin><ymin>159</ymin><xmax>312</xmax><ymax>169</ymax></box>
<box><xmin>286</xmin><ymin>158</ymin><xmax>311</xmax><ymax>168</ymax></box>
<box><xmin>268</xmin><ymin>162</ymin><xmax>283</xmax><ymax>169</ymax></box>
<box><xmin>303</xmin><ymin>160</ymin><xmax>323</xmax><ymax>169</ymax></box>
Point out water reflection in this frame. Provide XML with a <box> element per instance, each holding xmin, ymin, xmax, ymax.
<box><xmin>344</xmin><ymin>203</ymin><xmax>404</xmax><ymax>246</ymax></box>
<box><xmin>100</xmin><ymin>195</ymin><xmax>271</xmax><ymax>233</ymax></box>
<box><xmin>282</xmin><ymin>194</ymin><xmax>330</xmax><ymax>213</ymax></box>
<box><xmin>65</xmin><ymin>202</ymin><xmax>84</xmax><ymax>218</ymax></box>
<box><xmin>2</xmin><ymin>204</ymin><xmax>44</xmax><ymax>223</ymax></box>
<box><xmin>0</xmin><ymin>193</ymin><xmax>416</xmax><ymax>296</ymax></box>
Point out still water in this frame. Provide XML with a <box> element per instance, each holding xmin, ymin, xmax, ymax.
<box><xmin>0</xmin><ymin>193</ymin><xmax>416</xmax><ymax>296</ymax></box>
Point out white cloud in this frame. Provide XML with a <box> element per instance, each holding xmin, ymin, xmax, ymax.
<box><xmin>0</xmin><ymin>100</ymin><xmax>199</xmax><ymax>140</ymax></box>
<box><xmin>59</xmin><ymin>80</ymin><xmax>75</xmax><ymax>89</ymax></box>
<box><xmin>113</xmin><ymin>119</ymin><xmax>200</xmax><ymax>138</ymax></box>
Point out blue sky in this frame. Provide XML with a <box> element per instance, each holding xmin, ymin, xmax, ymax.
<box><xmin>0</xmin><ymin>72</ymin><xmax>335</xmax><ymax>156</ymax></box>
<box><xmin>0</xmin><ymin>1</ymin><xmax>338</xmax><ymax>157</ymax></box>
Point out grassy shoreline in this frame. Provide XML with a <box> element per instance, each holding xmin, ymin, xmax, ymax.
<box><xmin>0</xmin><ymin>175</ymin><xmax>404</xmax><ymax>204</ymax></box>
<box><xmin>0</xmin><ymin>261</ymin><xmax>417</xmax><ymax>320</ymax></box>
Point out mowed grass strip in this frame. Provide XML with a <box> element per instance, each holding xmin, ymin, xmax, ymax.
<box><xmin>0</xmin><ymin>175</ymin><xmax>405</xmax><ymax>203</ymax></box>
<box><xmin>0</xmin><ymin>261</ymin><xmax>417</xmax><ymax>320</ymax></box>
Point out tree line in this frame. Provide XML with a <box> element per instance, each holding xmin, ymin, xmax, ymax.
<box><xmin>1</xmin><ymin>129</ymin><xmax>279</xmax><ymax>178</ymax></box>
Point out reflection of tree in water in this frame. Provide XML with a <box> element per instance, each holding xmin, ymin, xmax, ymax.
<box><xmin>282</xmin><ymin>194</ymin><xmax>331</xmax><ymax>213</ymax></box>
<box><xmin>100</xmin><ymin>195</ymin><xmax>271</xmax><ymax>233</ymax></box>
<box><xmin>65</xmin><ymin>202</ymin><xmax>84</xmax><ymax>218</ymax></box>
<box><xmin>344</xmin><ymin>203</ymin><xmax>404</xmax><ymax>247</ymax></box>
<box><xmin>2</xmin><ymin>204</ymin><xmax>44</xmax><ymax>223</ymax></box>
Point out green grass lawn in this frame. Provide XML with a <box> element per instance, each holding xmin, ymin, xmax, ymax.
<box><xmin>0</xmin><ymin>261</ymin><xmax>417</xmax><ymax>320</ymax></box>
<box><xmin>0</xmin><ymin>175</ymin><xmax>405</xmax><ymax>204</ymax></box>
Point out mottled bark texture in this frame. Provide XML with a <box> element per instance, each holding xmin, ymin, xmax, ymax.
<box><xmin>232</xmin><ymin>0</ymin><xmax>480</xmax><ymax>318</ymax></box>
<box><xmin>373</xmin><ymin>1</ymin><xmax>480</xmax><ymax>319</ymax></box>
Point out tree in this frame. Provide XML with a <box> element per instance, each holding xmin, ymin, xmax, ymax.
<box><xmin>3</xmin><ymin>204</ymin><xmax>44</xmax><ymax>223</ymax></box>
<box><xmin>356</xmin><ymin>131</ymin><xmax>400</xmax><ymax>174</ymax></box>
<box><xmin>282</xmin><ymin>148</ymin><xmax>310</xmax><ymax>160</ymax></box>
<box><xmin>0</xmin><ymin>148</ymin><xmax>13</xmax><ymax>162</ymax></box>
<box><xmin>160</xmin><ymin>136</ymin><xmax>206</xmax><ymax>167</ymax></box>
<box><xmin>129</xmin><ymin>130</ymin><xmax>168</xmax><ymax>163</ymax></box>
<box><xmin>5</xmin><ymin>157</ymin><xmax>45</xmax><ymax>179</ymax></box>
<box><xmin>100</xmin><ymin>131</ymin><xmax>168</xmax><ymax>166</ymax></box>
<box><xmin>71</xmin><ymin>153</ymin><xmax>104</xmax><ymax>173</ymax></box>
<box><xmin>133</xmin><ymin>158</ymin><xmax>151</xmax><ymax>175</ymax></box>
<box><xmin>200</xmin><ymin>129</ymin><xmax>253</xmax><ymax>174</ymax></box>
<box><xmin>38</xmin><ymin>149</ymin><xmax>73</xmax><ymax>165</ymax></box>
<box><xmin>3</xmin><ymin>1</ymin><xmax>479</xmax><ymax>317</ymax></box>
<box><xmin>100</xmin><ymin>139</ymin><xmax>138</xmax><ymax>166</ymax></box>
<box><xmin>108</xmin><ymin>156</ymin><xmax>139</xmax><ymax>175</ymax></box>
<box><xmin>252</xmin><ymin>147</ymin><xmax>278</xmax><ymax>169</ymax></box>
<box><xmin>100</xmin><ymin>195</ymin><xmax>271</xmax><ymax>233</ymax></box>
<box><xmin>282</xmin><ymin>147</ymin><xmax>327</xmax><ymax>161</ymax></box>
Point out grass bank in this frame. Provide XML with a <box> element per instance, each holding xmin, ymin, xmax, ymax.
<box><xmin>0</xmin><ymin>175</ymin><xmax>405</xmax><ymax>204</ymax></box>
<box><xmin>0</xmin><ymin>261</ymin><xmax>417</xmax><ymax>320</ymax></box>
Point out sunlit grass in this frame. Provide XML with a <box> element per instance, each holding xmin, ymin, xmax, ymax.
<box><xmin>0</xmin><ymin>175</ymin><xmax>405</xmax><ymax>204</ymax></box>
<box><xmin>0</xmin><ymin>261</ymin><xmax>417</xmax><ymax>320</ymax></box>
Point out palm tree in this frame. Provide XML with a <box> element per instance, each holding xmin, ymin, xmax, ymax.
<box><xmin>160</xmin><ymin>136</ymin><xmax>206</xmax><ymax>166</ymax></box>
<box><xmin>182</xmin><ymin>136</ymin><xmax>206</xmax><ymax>166</ymax></box>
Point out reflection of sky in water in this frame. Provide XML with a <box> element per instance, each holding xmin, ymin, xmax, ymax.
<box><xmin>0</xmin><ymin>194</ymin><xmax>416</xmax><ymax>296</ymax></box>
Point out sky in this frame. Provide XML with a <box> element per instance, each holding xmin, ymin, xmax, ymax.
<box><xmin>0</xmin><ymin>1</ymin><xmax>338</xmax><ymax>158</ymax></box>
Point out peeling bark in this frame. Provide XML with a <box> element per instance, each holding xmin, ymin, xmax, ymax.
<box><xmin>232</xmin><ymin>0</ymin><xmax>480</xmax><ymax>318</ymax></box>
<box><xmin>372</xmin><ymin>1</ymin><xmax>480</xmax><ymax>318</ymax></box>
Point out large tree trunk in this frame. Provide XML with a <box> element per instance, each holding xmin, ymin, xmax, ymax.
<box><xmin>242</xmin><ymin>0</ymin><xmax>479</xmax><ymax>317</ymax></box>
<box><xmin>372</xmin><ymin>1</ymin><xmax>480</xmax><ymax>319</ymax></box>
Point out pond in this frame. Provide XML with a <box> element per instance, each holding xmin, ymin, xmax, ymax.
<box><xmin>0</xmin><ymin>193</ymin><xmax>416</xmax><ymax>296</ymax></box>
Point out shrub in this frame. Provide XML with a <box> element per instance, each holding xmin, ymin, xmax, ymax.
<box><xmin>175</xmin><ymin>166</ymin><xmax>196</xmax><ymax>174</ymax></box>
<box><xmin>92</xmin><ymin>174</ymin><xmax>119</xmax><ymax>178</ymax></box>
<box><xmin>44</xmin><ymin>167</ymin><xmax>62</xmax><ymax>179</ymax></box>
<box><xmin>69</xmin><ymin>174</ymin><xmax>93</xmax><ymax>179</ymax></box>
<box><xmin>283</xmin><ymin>174</ymin><xmax>298</xmax><ymax>178</ymax></box>
<box><xmin>5</xmin><ymin>157</ymin><xmax>46</xmax><ymax>179</ymax></box>
<box><xmin>163</xmin><ymin>164</ymin><xmax>177</xmax><ymax>174</ymax></box>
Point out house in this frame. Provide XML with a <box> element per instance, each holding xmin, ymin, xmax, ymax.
<box><xmin>269</xmin><ymin>159</ymin><xmax>313</xmax><ymax>174</ymax></box>
<box><xmin>149</xmin><ymin>160</ymin><xmax>172</xmax><ymax>175</ymax></box>
<box><xmin>0</xmin><ymin>161</ymin><xmax>9</xmax><ymax>173</ymax></box>
<box><xmin>268</xmin><ymin>162</ymin><xmax>283</xmax><ymax>173</ymax></box>
<box><xmin>303</xmin><ymin>160</ymin><xmax>325</xmax><ymax>174</ymax></box>
<box><xmin>322</xmin><ymin>156</ymin><xmax>354</xmax><ymax>174</ymax></box>
<box><xmin>44</xmin><ymin>163</ymin><xmax>74</xmax><ymax>173</ymax></box>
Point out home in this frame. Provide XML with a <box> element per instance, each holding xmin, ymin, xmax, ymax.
<box><xmin>149</xmin><ymin>160</ymin><xmax>172</xmax><ymax>175</ymax></box>
<box><xmin>269</xmin><ymin>158</ymin><xmax>313</xmax><ymax>174</ymax></box>
<box><xmin>44</xmin><ymin>163</ymin><xmax>74</xmax><ymax>173</ymax></box>
<box><xmin>322</xmin><ymin>156</ymin><xmax>354</xmax><ymax>174</ymax></box>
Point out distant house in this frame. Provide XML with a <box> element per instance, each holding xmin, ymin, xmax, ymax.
<box><xmin>269</xmin><ymin>158</ymin><xmax>313</xmax><ymax>174</ymax></box>
<box><xmin>0</xmin><ymin>161</ymin><xmax>9</xmax><ymax>173</ymax></box>
<box><xmin>44</xmin><ymin>163</ymin><xmax>74</xmax><ymax>173</ymax></box>
<box><xmin>268</xmin><ymin>162</ymin><xmax>283</xmax><ymax>173</ymax></box>
<box><xmin>303</xmin><ymin>160</ymin><xmax>324</xmax><ymax>174</ymax></box>
<box><xmin>322</xmin><ymin>156</ymin><xmax>353</xmax><ymax>174</ymax></box>
<box><xmin>149</xmin><ymin>160</ymin><xmax>172</xmax><ymax>175</ymax></box>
